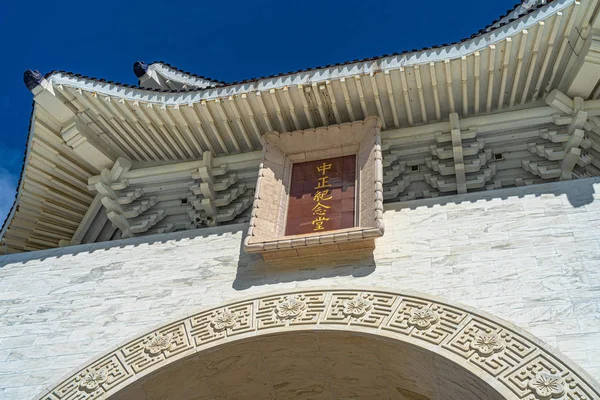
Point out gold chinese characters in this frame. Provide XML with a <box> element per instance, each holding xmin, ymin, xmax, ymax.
<box><xmin>312</xmin><ymin>162</ymin><xmax>333</xmax><ymax>231</ymax></box>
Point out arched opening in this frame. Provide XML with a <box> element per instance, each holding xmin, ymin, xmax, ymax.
<box><xmin>111</xmin><ymin>330</ymin><xmax>504</xmax><ymax>400</ymax></box>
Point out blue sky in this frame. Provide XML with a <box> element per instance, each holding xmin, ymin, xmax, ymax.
<box><xmin>0</xmin><ymin>0</ymin><xmax>517</xmax><ymax>224</ymax></box>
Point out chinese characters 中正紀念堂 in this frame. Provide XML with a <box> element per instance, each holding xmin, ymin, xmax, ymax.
<box><xmin>312</xmin><ymin>162</ymin><xmax>333</xmax><ymax>231</ymax></box>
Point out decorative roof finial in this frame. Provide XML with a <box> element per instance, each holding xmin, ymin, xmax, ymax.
<box><xmin>133</xmin><ymin>61</ymin><xmax>148</xmax><ymax>78</ymax></box>
<box><xmin>23</xmin><ymin>70</ymin><xmax>43</xmax><ymax>91</ymax></box>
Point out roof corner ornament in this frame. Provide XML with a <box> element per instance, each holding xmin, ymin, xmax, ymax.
<box><xmin>133</xmin><ymin>61</ymin><xmax>148</xmax><ymax>78</ymax></box>
<box><xmin>23</xmin><ymin>69</ymin><xmax>43</xmax><ymax>91</ymax></box>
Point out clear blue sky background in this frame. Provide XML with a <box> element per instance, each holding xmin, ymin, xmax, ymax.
<box><xmin>0</xmin><ymin>0</ymin><xmax>517</xmax><ymax>224</ymax></box>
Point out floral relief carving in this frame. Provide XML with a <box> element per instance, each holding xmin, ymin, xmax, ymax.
<box><xmin>210</xmin><ymin>311</ymin><xmax>238</xmax><ymax>331</ymax></box>
<box><xmin>38</xmin><ymin>289</ymin><xmax>599</xmax><ymax>400</ymax></box>
<box><xmin>470</xmin><ymin>332</ymin><xmax>505</xmax><ymax>357</ymax></box>
<box><xmin>144</xmin><ymin>333</ymin><xmax>173</xmax><ymax>356</ymax></box>
<box><xmin>342</xmin><ymin>296</ymin><xmax>372</xmax><ymax>317</ymax></box>
<box><xmin>275</xmin><ymin>295</ymin><xmax>307</xmax><ymax>319</ymax></box>
<box><xmin>78</xmin><ymin>369</ymin><xmax>107</xmax><ymax>391</ymax></box>
<box><xmin>527</xmin><ymin>372</ymin><xmax>566</xmax><ymax>399</ymax></box>
<box><xmin>408</xmin><ymin>308</ymin><xmax>439</xmax><ymax>330</ymax></box>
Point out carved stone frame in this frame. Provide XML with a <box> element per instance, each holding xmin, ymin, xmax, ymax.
<box><xmin>244</xmin><ymin>116</ymin><xmax>384</xmax><ymax>259</ymax></box>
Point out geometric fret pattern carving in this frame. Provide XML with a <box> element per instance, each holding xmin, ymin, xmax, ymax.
<box><xmin>382</xmin><ymin>297</ymin><xmax>467</xmax><ymax>345</ymax></box>
<box><xmin>37</xmin><ymin>288</ymin><xmax>600</xmax><ymax>400</ymax></box>
<box><xmin>324</xmin><ymin>291</ymin><xmax>395</xmax><ymax>327</ymax></box>
<box><xmin>501</xmin><ymin>354</ymin><xmax>591</xmax><ymax>400</ymax></box>
<box><xmin>121</xmin><ymin>321</ymin><xmax>193</xmax><ymax>376</ymax></box>
<box><xmin>445</xmin><ymin>318</ymin><xmax>536</xmax><ymax>377</ymax></box>
<box><xmin>189</xmin><ymin>301</ymin><xmax>255</xmax><ymax>346</ymax></box>
<box><xmin>50</xmin><ymin>353</ymin><xmax>130</xmax><ymax>400</ymax></box>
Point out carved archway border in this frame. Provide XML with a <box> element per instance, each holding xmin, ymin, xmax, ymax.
<box><xmin>36</xmin><ymin>287</ymin><xmax>600</xmax><ymax>400</ymax></box>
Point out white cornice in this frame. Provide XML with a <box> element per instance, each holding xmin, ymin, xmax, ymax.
<box><xmin>148</xmin><ymin>63</ymin><xmax>222</xmax><ymax>89</ymax></box>
<box><xmin>47</xmin><ymin>0</ymin><xmax>575</xmax><ymax>106</ymax></box>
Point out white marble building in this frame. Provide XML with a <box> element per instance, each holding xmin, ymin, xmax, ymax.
<box><xmin>1</xmin><ymin>0</ymin><xmax>600</xmax><ymax>399</ymax></box>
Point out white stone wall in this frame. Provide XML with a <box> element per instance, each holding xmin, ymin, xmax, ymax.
<box><xmin>1</xmin><ymin>178</ymin><xmax>600</xmax><ymax>399</ymax></box>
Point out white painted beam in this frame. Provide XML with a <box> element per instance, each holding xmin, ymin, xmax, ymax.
<box><xmin>510</xmin><ymin>30</ymin><xmax>529</xmax><ymax>107</ymax></box>
<box><xmin>561</xmin><ymin>147</ymin><xmax>582</xmax><ymax>179</ymax></box>
<box><xmin>450</xmin><ymin>113</ymin><xmax>467</xmax><ymax>194</ymax></box>
<box><xmin>383</xmin><ymin>71</ymin><xmax>399</xmax><ymax>128</ymax></box>
<box><xmin>31</xmin><ymin>80</ymin><xmax>77</xmax><ymax>124</ymax></box>
<box><xmin>570</xmin><ymin>35</ymin><xmax>600</xmax><ymax>98</ymax></box>
<box><xmin>413</xmin><ymin>66</ymin><xmax>427</xmax><ymax>124</ymax></box>
<box><xmin>399</xmin><ymin>68</ymin><xmax>413</xmax><ymax>126</ymax></box>
<box><xmin>498</xmin><ymin>38</ymin><xmax>512</xmax><ymax>110</ymax></box>
<box><xmin>61</xmin><ymin>118</ymin><xmax>114</xmax><ymax>170</ymax></box>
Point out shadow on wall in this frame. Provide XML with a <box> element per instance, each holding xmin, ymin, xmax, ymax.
<box><xmin>0</xmin><ymin>223</ymin><xmax>248</xmax><ymax>266</ymax></box>
<box><xmin>232</xmin><ymin>240</ymin><xmax>376</xmax><ymax>290</ymax></box>
<box><xmin>395</xmin><ymin>177</ymin><xmax>599</xmax><ymax>210</ymax></box>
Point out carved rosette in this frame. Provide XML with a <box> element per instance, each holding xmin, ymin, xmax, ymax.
<box><xmin>342</xmin><ymin>296</ymin><xmax>372</xmax><ymax>318</ymax></box>
<box><xmin>78</xmin><ymin>369</ymin><xmax>107</xmax><ymax>392</ymax></box>
<box><xmin>470</xmin><ymin>332</ymin><xmax>505</xmax><ymax>357</ymax></box>
<box><xmin>275</xmin><ymin>295</ymin><xmax>307</xmax><ymax>319</ymax></box>
<box><xmin>527</xmin><ymin>372</ymin><xmax>566</xmax><ymax>399</ymax></box>
<box><xmin>408</xmin><ymin>308</ymin><xmax>439</xmax><ymax>330</ymax></box>
<box><xmin>210</xmin><ymin>311</ymin><xmax>238</xmax><ymax>332</ymax></box>
<box><xmin>144</xmin><ymin>334</ymin><xmax>173</xmax><ymax>356</ymax></box>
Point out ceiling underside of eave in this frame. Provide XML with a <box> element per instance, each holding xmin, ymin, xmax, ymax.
<box><xmin>1</xmin><ymin>0</ymin><xmax>596</xmax><ymax>254</ymax></box>
<box><xmin>75</xmin><ymin>104</ymin><xmax>600</xmax><ymax>247</ymax></box>
<box><xmin>1</xmin><ymin>105</ymin><xmax>99</xmax><ymax>252</ymax></box>
<box><xmin>45</xmin><ymin>0</ymin><xmax>586</xmax><ymax>160</ymax></box>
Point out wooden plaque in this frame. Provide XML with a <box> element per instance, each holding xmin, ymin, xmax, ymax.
<box><xmin>285</xmin><ymin>155</ymin><xmax>356</xmax><ymax>235</ymax></box>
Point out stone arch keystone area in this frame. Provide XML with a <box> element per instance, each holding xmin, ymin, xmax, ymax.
<box><xmin>37</xmin><ymin>288</ymin><xmax>600</xmax><ymax>400</ymax></box>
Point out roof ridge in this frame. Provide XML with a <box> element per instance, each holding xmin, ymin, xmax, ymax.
<box><xmin>148</xmin><ymin>61</ymin><xmax>227</xmax><ymax>86</ymax></box>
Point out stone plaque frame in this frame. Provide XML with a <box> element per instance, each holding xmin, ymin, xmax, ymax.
<box><xmin>244</xmin><ymin>116</ymin><xmax>384</xmax><ymax>260</ymax></box>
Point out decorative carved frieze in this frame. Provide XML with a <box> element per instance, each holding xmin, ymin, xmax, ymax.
<box><xmin>36</xmin><ymin>288</ymin><xmax>600</xmax><ymax>400</ymax></box>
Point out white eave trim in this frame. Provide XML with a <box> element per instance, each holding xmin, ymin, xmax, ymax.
<box><xmin>148</xmin><ymin>63</ymin><xmax>222</xmax><ymax>89</ymax></box>
<box><xmin>0</xmin><ymin>107</ymin><xmax>37</xmax><ymax>243</ymax></box>
<box><xmin>46</xmin><ymin>0</ymin><xmax>575</xmax><ymax>106</ymax></box>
